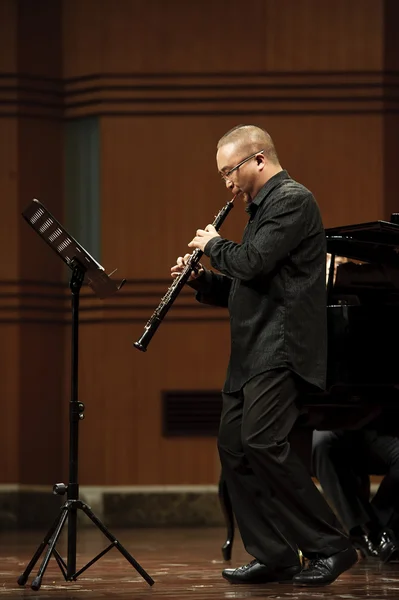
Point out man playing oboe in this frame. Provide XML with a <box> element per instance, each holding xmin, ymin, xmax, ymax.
<box><xmin>171</xmin><ymin>124</ymin><xmax>357</xmax><ymax>586</ymax></box>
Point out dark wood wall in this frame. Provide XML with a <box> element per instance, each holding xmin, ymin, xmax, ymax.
<box><xmin>0</xmin><ymin>0</ymin><xmax>65</xmax><ymax>486</ymax></box>
<box><xmin>1</xmin><ymin>0</ymin><xmax>398</xmax><ymax>486</ymax></box>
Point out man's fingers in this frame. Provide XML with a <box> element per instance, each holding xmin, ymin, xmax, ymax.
<box><xmin>172</xmin><ymin>254</ymin><xmax>202</xmax><ymax>281</ymax></box>
<box><xmin>176</xmin><ymin>253</ymin><xmax>193</xmax><ymax>267</ymax></box>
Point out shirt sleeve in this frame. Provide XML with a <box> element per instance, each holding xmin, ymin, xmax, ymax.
<box><xmin>188</xmin><ymin>268</ymin><xmax>232</xmax><ymax>307</ymax></box>
<box><xmin>204</xmin><ymin>192</ymin><xmax>311</xmax><ymax>281</ymax></box>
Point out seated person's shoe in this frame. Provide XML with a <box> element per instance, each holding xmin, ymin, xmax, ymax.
<box><xmin>350</xmin><ymin>534</ymin><xmax>379</xmax><ymax>558</ymax></box>
<box><xmin>292</xmin><ymin>546</ymin><xmax>358</xmax><ymax>586</ymax></box>
<box><xmin>375</xmin><ymin>530</ymin><xmax>399</xmax><ymax>563</ymax></box>
<box><xmin>222</xmin><ymin>559</ymin><xmax>301</xmax><ymax>584</ymax></box>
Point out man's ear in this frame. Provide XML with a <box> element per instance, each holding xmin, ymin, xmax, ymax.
<box><xmin>256</xmin><ymin>154</ymin><xmax>266</xmax><ymax>168</ymax></box>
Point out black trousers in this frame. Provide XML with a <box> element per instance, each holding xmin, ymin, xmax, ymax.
<box><xmin>218</xmin><ymin>369</ymin><xmax>349</xmax><ymax>569</ymax></box>
<box><xmin>312</xmin><ymin>429</ymin><xmax>399</xmax><ymax>537</ymax></box>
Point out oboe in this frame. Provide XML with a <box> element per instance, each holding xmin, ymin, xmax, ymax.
<box><xmin>133</xmin><ymin>195</ymin><xmax>237</xmax><ymax>352</ymax></box>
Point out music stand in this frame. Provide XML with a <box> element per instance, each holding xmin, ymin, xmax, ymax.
<box><xmin>17</xmin><ymin>199</ymin><xmax>154</xmax><ymax>591</ymax></box>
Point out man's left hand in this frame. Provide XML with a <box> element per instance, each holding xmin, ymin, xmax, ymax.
<box><xmin>188</xmin><ymin>224</ymin><xmax>220</xmax><ymax>252</ymax></box>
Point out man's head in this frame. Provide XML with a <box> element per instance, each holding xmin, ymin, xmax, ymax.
<box><xmin>216</xmin><ymin>125</ymin><xmax>282</xmax><ymax>202</ymax></box>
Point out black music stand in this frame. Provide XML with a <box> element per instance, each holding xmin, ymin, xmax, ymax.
<box><xmin>17</xmin><ymin>199</ymin><xmax>154</xmax><ymax>591</ymax></box>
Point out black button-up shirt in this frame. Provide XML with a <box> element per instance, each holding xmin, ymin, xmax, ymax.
<box><xmin>191</xmin><ymin>170</ymin><xmax>327</xmax><ymax>393</ymax></box>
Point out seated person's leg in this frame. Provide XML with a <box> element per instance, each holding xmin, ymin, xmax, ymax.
<box><xmin>364</xmin><ymin>431</ymin><xmax>399</xmax><ymax>562</ymax></box>
<box><xmin>312</xmin><ymin>430</ymin><xmax>377</xmax><ymax>557</ymax></box>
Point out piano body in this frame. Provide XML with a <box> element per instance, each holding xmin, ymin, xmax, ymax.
<box><xmin>219</xmin><ymin>215</ymin><xmax>399</xmax><ymax>560</ymax></box>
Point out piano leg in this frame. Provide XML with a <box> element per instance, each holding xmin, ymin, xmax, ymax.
<box><xmin>218</xmin><ymin>473</ymin><xmax>235</xmax><ymax>561</ymax></box>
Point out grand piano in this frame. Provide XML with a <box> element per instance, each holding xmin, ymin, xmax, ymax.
<box><xmin>219</xmin><ymin>214</ymin><xmax>399</xmax><ymax>560</ymax></box>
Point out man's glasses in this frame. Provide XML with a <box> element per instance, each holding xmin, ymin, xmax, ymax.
<box><xmin>220</xmin><ymin>149</ymin><xmax>264</xmax><ymax>181</ymax></box>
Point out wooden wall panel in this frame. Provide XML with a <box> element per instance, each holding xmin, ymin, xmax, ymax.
<box><xmin>264</xmin><ymin>0</ymin><xmax>383</xmax><ymax>72</ymax></box>
<box><xmin>0</xmin><ymin>0</ymin><xmax>65</xmax><ymax>485</ymax></box>
<box><xmin>0</xmin><ymin>121</ymin><xmax>19</xmax><ymax>279</ymax></box>
<box><xmin>93</xmin><ymin>111</ymin><xmax>384</xmax><ymax>484</ymax></box>
<box><xmin>270</xmin><ymin>115</ymin><xmax>384</xmax><ymax>226</ymax></box>
<box><xmin>0</xmin><ymin>0</ymin><xmax>17</xmax><ymax>72</ymax></box>
<box><xmin>383</xmin><ymin>0</ymin><xmax>399</xmax><ymax>219</ymax></box>
<box><xmin>0</xmin><ymin>325</ymin><xmax>19</xmax><ymax>482</ymax></box>
<box><xmin>17</xmin><ymin>0</ymin><xmax>63</xmax><ymax>78</ymax></box>
<box><xmin>100</xmin><ymin>114</ymin><xmax>384</xmax><ymax>281</ymax></box>
<box><xmin>18</xmin><ymin>119</ymin><xmax>65</xmax><ymax>279</ymax></box>
<box><xmin>0</xmin><ymin>3</ymin><xmax>19</xmax><ymax>483</ymax></box>
<box><xmin>72</xmin><ymin>0</ymin><xmax>391</xmax><ymax>485</ymax></box>
<box><xmin>16</xmin><ymin>0</ymin><xmax>65</xmax><ymax>485</ymax></box>
<box><xmin>100</xmin><ymin>116</ymin><xmax>248</xmax><ymax>279</ymax></box>
<box><xmin>18</xmin><ymin>323</ymin><xmax>66</xmax><ymax>484</ymax></box>
<box><xmin>63</xmin><ymin>0</ymin><xmax>383</xmax><ymax>75</ymax></box>
<box><xmin>383</xmin><ymin>114</ymin><xmax>399</xmax><ymax>220</ymax></box>
<box><xmin>62</xmin><ymin>0</ymin><xmax>104</xmax><ymax>79</ymax></box>
<box><xmin>1</xmin><ymin>0</ymin><xmax>397</xmax><ymax>487</ymax></box>
<box><xmin>76</xmin><ymin>320</ymin><xmax>230</xmax><ymax>485</ymax></box>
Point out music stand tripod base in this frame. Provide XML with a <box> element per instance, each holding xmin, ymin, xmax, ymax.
<box><xmin>18</xmin><ymin>199</ymin><xmax>153</xmax><ymax>591</ymax></box>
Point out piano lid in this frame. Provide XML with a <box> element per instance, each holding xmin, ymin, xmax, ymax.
<box><xmin>325</xmin><ymin>218</ymin><xmax>399</xmax><ymax>266</ymax></box>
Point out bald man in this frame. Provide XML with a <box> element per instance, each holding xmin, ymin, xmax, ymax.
<box><xmin>171</xmin><ymin>125</ymin><xmax>357</xmax><ymax>586</ymax></box>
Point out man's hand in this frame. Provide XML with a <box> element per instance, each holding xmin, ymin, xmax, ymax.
<box><xmin>171</xmin><ymin>254</ymin><xmax>204</xmax><ymax>281</ymax></box>
<box><xmin>188</xmin><ymin>224</ymin><xmax>220</xmax><ymax>252</ymax></box>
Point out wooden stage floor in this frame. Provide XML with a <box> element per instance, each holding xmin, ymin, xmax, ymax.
<box><xmin>1</xmin><ymin>527</ymin><xmax>399</xmax><ymax>599</ymax></box>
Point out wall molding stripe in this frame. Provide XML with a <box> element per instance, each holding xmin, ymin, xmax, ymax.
<box><xmin>0</xmin><ymin>279</ymin><xmax>228</xmax><ymax>324</ymax></box>
<box><xmin>1</xmin><ymin>71</ymin><xmax>398</xmax><ymax>119</ymax></box>
<box><xmin>1</xmin><ymin>70</ymin><xmax>399</xmax><ymax>82</ymax></box>
<box><xmin>0</xmin><ymin>316</ymin><xmax>228</xmax><ymax>325</ymax></box>
<box><xmin>0</xmin><ymin>483</ymin><xmax>219</xmax><ymax>492</ymax></box>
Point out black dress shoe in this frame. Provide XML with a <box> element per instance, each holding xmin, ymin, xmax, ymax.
<box><xmin>292</xmin><ymin>546</ymin><xmax>358</xmax><ymax>586</ymax></box>
<box><xmin>375</xmin><ymin>530</ymin><xmax>399</xmax><ymax>563</ymax></box>
<box><xmin>222</xmin><ymin>559</ymin><xmax>301</xmax><ymax>584</ymax></box>
<box><xmin>350</xmin><ymin>534</ymin><xmax>379</xmax><ymax>558</ymax></box>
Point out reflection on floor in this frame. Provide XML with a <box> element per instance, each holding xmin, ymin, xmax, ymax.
<box><xmin>1</xmin><ymin>526</ymin><xmax>399</xmax><ymax>599</ymax></box>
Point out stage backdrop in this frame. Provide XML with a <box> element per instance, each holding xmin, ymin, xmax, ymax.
<box><xmin>0</xmin><ymin>1</ymin><xmax>398</xmax><ymax>511</ymax></box>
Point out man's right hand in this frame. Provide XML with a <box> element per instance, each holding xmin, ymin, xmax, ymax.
<box><xmin>171</xmin><ymin>254</ymin><xmax>204</xmax><ymax>281</ymax></box>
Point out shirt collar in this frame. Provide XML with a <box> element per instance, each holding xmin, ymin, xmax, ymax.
<box><xmin>245</xmin><ymin>170</ymin><xmax>290</xmax><ymax>216</ymax></box>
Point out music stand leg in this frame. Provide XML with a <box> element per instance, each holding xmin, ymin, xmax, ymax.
<box><xmin>17</xmin><ymin>507</ymin><xmax>69</xmax><ymax>588</ymax></box>
<box><xmin>17</xmin><ymin>266</ymin><xmax>154</xmax><ymax>591</ymax></box>
<box><xmin>30</xmin><ymin>508</ymin><xmax>69</xmax><ymax>590</ymax></box>
<box><xmin>78</xmin><ymin>502</ymin><xmax>154</xmax><ymax>585</ymax></box>
<box><xmin>67</xmin><ymin>500</ymin><xmax>77</xmax><ymax>578</ymax></box>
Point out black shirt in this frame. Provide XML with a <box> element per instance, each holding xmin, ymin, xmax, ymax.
<box><xmin>191</xmin><ymin>170</ymin><xmax>327</xmax><ymax>393</ymax></box>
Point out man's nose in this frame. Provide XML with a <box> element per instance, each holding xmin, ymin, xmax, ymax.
<box><xmin>225</xmin><ymin>178</ymin><xmax>234</xmax><ymax>190</ymax></box>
